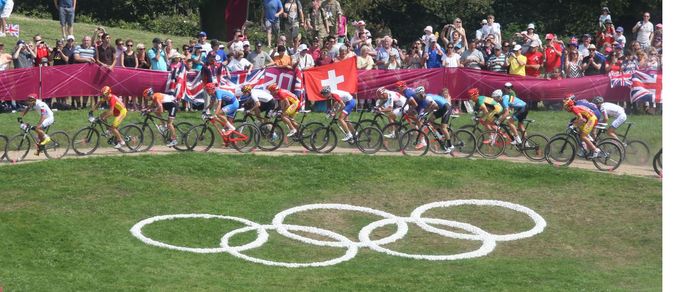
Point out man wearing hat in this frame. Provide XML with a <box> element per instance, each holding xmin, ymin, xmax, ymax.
<box><xmin>525</xmin><ymin>23</ymin><xmax>542</xmax><ymax>51</ymax></box>
<box><xmin>598</xmin><ymin>18</ymin><xmax>615</xmax><ymax>47</ymax></box>
<box><xmin>507</xmin><ymin>44</ymin><xmax>526</xmax><ymax>76</ymax></box>
<box><xmin>247</xmin><ymin>41</ymin><xmax>274</xmax><ymax>70</ymax></box>
<box><xmin>544</xmin><ymin>33</ymin><xmax>563</xmax><ymax>78</ymax></box>
<box><xmin>190</xmin><ymin>44</ymin><xmax>205</xmax><ymax>71</ymax></box>
<box><xmin>581</xmin><ymin>44</ymin><xmax>603</xmax><ymax>76</ymax></box>
<box><xmin>13</xmin><ymin>40</ymin><xmax>36</xmax><ymax>69</ymax></box>
<box><xmin>524</xmin><ymin>40</ymin><xmax>543</xmax><ymax>78</ymax></box>
<box><xmin>147</xmin><ymin>37</ymin><xmax>168</xmax><ymax>71</ymax></box>
<box><xmin>197</xmin><ymin>31</ymin><xmax>211</xmax><ymax>52</ymax></box>
<box><xmin>292</xmin><ymin>43</ymin><xmax>314</xmax><ymax>70</ymax></box>
<box><xmin>475</xmin><ymin>19</ymin><xmax>487</xmax><ymax>41</ymax></box>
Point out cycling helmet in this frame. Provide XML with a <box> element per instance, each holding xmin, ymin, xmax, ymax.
<box><xmin>415</xmin><ymin>86</ymin><xmax>426</xmax><ymax>95</ymax></box>
<box><xmin>320</xmin><ymin>86</ymin><xmax>332</xmax><ymax>95</ymax></box>
<box><xmin>395</xmin><ymin>81</ymin><xmax>406</xmax><ymax>89</ymax></box>
<box><xmin>565</xmin><ymin>93</ymin><xmax>576</xmax><ymax>101</ymax></box>
<box><xmin>241</xmin><ymin>84</ymin><xmax>253</xmax><ymax>94</ymax></box>
<box><xmin>376</xmin><ymin>87</ymin><xmax>387</xmax><ymax>97</ymax></box>
<box><xmin>504</xmin><ymin>82</ymin><xmax>513</xmax><ymax>88</ymax></box>
<box><xmin>492</xmin><ymin>89</ymin><xmax>503</xmax><ymax>98</ymax></box>
<box><xmin>204</xmin><ymin>83</ymin><xmax>217</xmax><ymax>93</ymax></box>
<box><xmin>467</xmin><ymin>88</ymin><xmax>479</xmax><ymax>99</ymax></box>
<box><xmin>143</xmin><ymin>87</ymin><xmax>154</xmax><ymax>98</ymax></box>
<box><xmin>593</xmin><ymin>96</ymin><xmax>604</xmax><ymax>104</ymax></box>
<box><xmin>266</xmin><ymin>83</ymin><xmax>279</xmax><ymax>92</ymax></box>
<box><xmin>101</xmin><ymin>86</ymin><xmax>111</xmax><ymax>96</ymax></box>
<box><xmin>563</xmin><ymin>98</ymin><xmax>575</xmax><ymax>109</ymax></box>
<box><xmin>27</xmin><ymin>94</ymin><xmax>37</xmax><ymax>101</ymax></box>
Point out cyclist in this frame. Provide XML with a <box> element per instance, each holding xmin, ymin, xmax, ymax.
<box><xmin>204</xmin><ymin>82</ymin><xmax>239</xmax><ymax>133</ymax></box>
<box><xmin>267</xmin><ymin>83</ymin><xmax>301</xmax><ymax>137</ymax></box>
<box><xmin>375</xmin><ymin>87</ymin><xmax>406</xmax><ymax>138</ymax></box>
<box><xmin>19</xmin><ymin>94</ymin><xmax>53</xmax><ymax>155</ymax></box>
<box><xmin>239</xmin><ymin>85</ymin><xmax>278</xmax><ymax>124</ymax></box>
<box><xmin>492</xmin><ymin>88</ymin><xmax>528</xmax><ymax>145</ymax></box>
<box><xmin>563</xmin><ymin>97</ymin><xmax>602</xmax><ymax>159</ymax></box>
<box><xmin>468</xmin><ymin>87</ymin><xmax>502</xmax><ymax>142</ymax></box>
<box><xmin>417</xmin><ymin>88</ymin><xmax>454</xmax><ymax>152</ymax></box>
<box><xmin>92</xmin><ymin>86</ymin><xmax>126</xmax><ymax>149</ymax></box>
<box><xmin>143</xmin><ymin>88</ymin><xmax>178</xmax><ymax>147</ymax></box>
<box><xmin>321</xmin><ymin>86</ymin><xmax>357</xmax><ymax>142</ymax></box>
<box><xmin>569</xmin><ymin>95</ymin><xmax>601</xmax><ymax>138</ymax></box>
<box><xmin>593</xmin><ymin>96</ymin><xmax>626</xmax><ymax>141</ymax></box>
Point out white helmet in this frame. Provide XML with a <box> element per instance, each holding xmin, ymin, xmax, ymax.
<box><xmin>415</xmin><ymin>86</ymin><xmax>426</xmax><ymax>95</ymax></box>
<box><xmin>492</xmin><ymin>89</ymin><xmax>503</xmax><ymax>98</ymax></box>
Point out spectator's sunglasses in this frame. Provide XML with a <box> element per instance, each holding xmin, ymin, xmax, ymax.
<box><xmin>447</xmin><ymin>46</ymin><xmax>454</xmax><ymax>49</ymax></box>
<box><xmin>126</xmin><ymin>43</ymin><xmax>133</xmax><ymax>47</ymax></box>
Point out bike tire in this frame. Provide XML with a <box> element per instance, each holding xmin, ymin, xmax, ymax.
<box><xmin>356</xmin><ymin>126</ymin><xmax>383</xmax><ymax>154</ymax></box>
<box><xmin>458</xmin><ymin>124</ymin><xmax>481</xmax><ymax>136</ymax></box>
<box><xmin>310</xmin><ymin>127</ymin><xmax>337</xmax><ymax>153</ymax></box>
<box><xmin>72</xmin><ymin>127</ymin><xmax>100</xmax><ymax>156</ymax></box>
<box><xmin>6</xmin><ymin>135</ymin><xmax>30</xmax><ymax>162</ymax></box>
<box><xmin>358</xmin><ymin>119</ymin><xmax>379</xmax><ymax>132</ymax></box>
<box><xmin>0</xmin><ymin>134</ymin><xmax>9</xmax><ymax>161</ymax></box>
<box><xmin>120</xmin><ymin>124</ymin><xmax>144</xmax><ymax>153</ymax></box>
<box><xmin>544</xmin><ymin>136</ymin><xmax>576</xmax><ymax>167</ymax></box>
<box><xmin>43</xmin><ymin>131</ymin><xmax>70</xmax><ymax>159</ymax></box>
<box><xmin>186</xmin><ymin>125</ymin><xmax>215</xmax><ymax>152</ymax></box>
<box><xmin>593</xmin><ymin>140</ymin><xmax>624</xmax><ymax>171</ymax></box>
<box><xmin>297</xmin><ymin>122</ymin><xmax>323</xmax><ymax>151</ymax></box>
<box><xmin>427</xmin><ymin>130</ymin><xmax>449</xmax><ymax>155</ymax></box>
<box><xmin>172</xmin><ymin>122</ymin><xmax>194</xmax><ymax>151</ymax></box>
<box><xmin>624</xmin><ymin>140</ymin><xmax>650</xmax><ymax>165</ymax></box>
<box><xmin>450</xmin><ymin>129</ymin><xmax>476</xmax><ymax>158</ymax></box>
<box><xmin>233</xmin><ymin>123</ymin><xmax>260</xmax><ymax>153</ymax></box>
<box><xmin>399</xmin><ymin>129</ymin><xmax>428</xmax><ymax>156</ymax></box>
<box><xmin>258</xmin><ymin>122</ymin><xmax>285</xmax><ymax>151</ymax></box>
<box><xmin>138</xmin><ymin>123</ymin><xmax>155</xmax><ymax>152</ymax></box>
<box><xmin>476</xmin><ymin>130</ymin><xmax>506</xmax><ymax>159</ymax></box>
<box><xmin>653</xmin><ymin>149</ymin><xmax>662</xmax><ymax>177</ymax></box>
<box><xmin>381</xmin><ymin>122</ymin><xmax>407</xmax><ymax>152</ymax></box>
<box><xmin>503</xmin><ymin>133</ymin><xmax>523</xmax><ymax>158</ymax></box>
<box><xmin>522</xmin><ymin>134</ymin><xmax>549</xmax><ymax>162</ymax></box>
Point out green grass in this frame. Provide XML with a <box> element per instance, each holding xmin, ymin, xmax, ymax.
<box><xmin>0</xmin><ymin>154</ymin><xmax>662</xmax><ymax>291</ymax></box>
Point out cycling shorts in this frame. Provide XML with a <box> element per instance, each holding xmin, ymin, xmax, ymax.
<box><xmin>285</xmin><ymin>100</ymin><xmax>300</xmax><ymax>117</ymax></box>
<box><xmin>342</xmin><ymin>98</ymin><xmax>356</xmax><ymax>115</ymax></box>
<box><xmin>112</xmin><ymin>108</ymin><xmax>127</xmax><ymax>128</ymax></box>
<box><xmin>512</xmin><ymin>106</ymin><xmax>528</xmax><ymax>122</ymax></box>
<box><xmin>610</xmin><ymin>114</ymin><xmax>627</xmax><ymax>129</ymax></box>
<box><xmin>434</xmin><ymin>104</ymin><xmax>452</xmax><ymax>124</ymax></box>
<box><xmin>163</xmin><ymin>102</ymin><xmax>177</xmax><ymax>118</ymax></box>
<box><xmin>40</xmin><ymin>116</ymin><xmax>54</xmax><ymax>129</ymax></box>
<box><xmin>580</xmin><ymin>116</ymin><xmax>598</xmax><ymax>137</ymax></box>
<box><xmin>221</xmin><ymin>102</ymin><xmax>240</xmax><ymax>118</ymax></box>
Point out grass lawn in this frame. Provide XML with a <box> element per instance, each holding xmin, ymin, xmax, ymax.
<box><xmin>0</xmin><ymin>153</ymin><xmax>662</xmax><ymax>290</ymax></box>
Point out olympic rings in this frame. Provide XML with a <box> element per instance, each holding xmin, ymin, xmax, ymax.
<box><xmin>130</xmin><ymin>199</ymin><xmax>546</xmax><ymax>268</ymax></box>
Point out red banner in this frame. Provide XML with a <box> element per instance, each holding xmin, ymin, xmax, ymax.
<box><xmin>303</xmin><ymin>57</ymin><xmax>358</xmax><ymax>101</ymax></box>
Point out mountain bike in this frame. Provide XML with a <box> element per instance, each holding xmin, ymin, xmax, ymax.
<box><xmin>476</xmin><ymin>118</ymin><xmax>548</xmax><ymax>161</ymax></box>
<box><xmin>309</xmin><ymin>110</ymin><xmax>383</xmax><ymax>154</ymax></box>
<box><xmin>653</xmin><ymin>148</ymin><xmax>661</xmax><ymax>177</ymax></box>
<box><xmin>398</xmin><ymin>112</ymin><xmax>476</xmax><ymax>157</ymax></box>
<box><xmin>381</xmin><ymin>107</ymin><xmax>420</xmax><ymax>152</ymax></box>
<box><xmin>134</xmin><ymin>109</ymin><xmax>194</xmax><ymax>152</ymax></box>
<box><xmin>594</xmin><ymin>122</ymin><xmax>650</xmax><ymax>165</ymax></box>
<box><xmin>5</xmin><ymin>117</ymin><xmax>70</xmax><ymax>162</ymax></box>
<box><xmin>256</xmin><ymin>109</ymin><xmax>322</xmax><ymax>151</ymax></box>
<box><xmin>544</xmin><ymin>120</ymin><xmax>623</xmax><ymax>171</ymax></box>
<box><xmin>71</xmin><ymin>114</ymin><xmax>143</xmax><ymax>156</ymax></box>
<box><xmin>185</xmin><ymin>113</ymin><xmax>260</xmax><ymax>152</ymax></box>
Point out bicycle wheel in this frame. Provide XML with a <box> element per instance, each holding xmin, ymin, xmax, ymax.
<box><xmin>623</xmin><ymin>140</ymin><xmax>650</xmax><ymax>165</ymax></box>
<box><xmin>355</xmin><ymin>126</ymin><xmax>383</xmax><ymax>154</ymax></box>
<box><xmin>450</xmin><ymin>129</ymin><xmax>476</xmax><ymax>158</ymax></box>
<box><xmin>653</xmin><ymin>149</ymin><xmax>662</xmax><ymax>177</ymax></box>
<box><xmin>503</xmin><ymin>133</ymin><xmax>523</xmax><ymax>158</ymax></box>
<box><xmin>0</xmin><ymin>134</ymin><xmax>9</xmax><ymax>161</ymax></box>
<box><xmin>120</xmin><ymin>125</ymin><xmax>144</xmax><ymax>153</ymax></box>
<box><xmin>72</xmin><ymin>127</ymin><xmax>100</xmax><ymax>156</ymax></box>
<box><xmin>358</xmin><ymin>119</ymin><xmax>380</xmax><ymax>133</ymax></box>
<box><xmin>297</xmin><ymin>122</ymin><xmax>323</xmax><ymax>151</ymax></box>
<box><xmin>427</xmin><ymin>128</ymin><xmax>449</xmax><ymax>154</ymax></box>
<box><xmin>399</xmin><ymin>129</ymin><xmax>428</xmax><ymax>156</ymax></box>
<box><xmin>593</xmin><ymin>140</ymin><xmax>624</xmax><ymax>171</ymax></box>
<box><xmin>476</xmin><ymin>130</ymin><xmax>506</xmax><ymax>159</ymax></box>
<box><xmin>233</xmin><ymin>123</ymin><xmax>260</xmax><ymax>153</ymax></box>
<box><xmin>544</xmin><ymin>136</ymin><xmax>576</xmax><ymax>167</ymax></box>
<box><xmin>172</xmin><ymin>122</ymin><xmax>194</xmax><ymax>151</ymax></box>
<box><xmin>310</xmin><ymin>127</ymin><xmax>337</xmax><ymax>153</ymax></box>
<box><xmin>6</xmin><ymin>135</ymin><xmax>30</xmax><ymax>162</ymax></box>
<box><xmin>381</xmin><ymin>122</ymin><xmax>407</xmax><ymax>152</ymax></box>
<box><xmin>522</xmin><ymin>134</ymin><xmax>549</xmax><ymax>162</ymax></box>
<box><xmin>138</xmin><ymin>123</ymin><xmax>155</xmax><ymax>152</ymax></box>
<box><xmin>185</xmin><ymin>125</ymin><xmax>215</xmax><ymax>152</ymax></box>
<box><xmin>258</xmin><ymin>122</ymin><xmax>285</xmax><ymax>151</ymax></box>
<box><xmin>43</xmin><ymin>131</ymin><xmax>70</xmax><ymax>159</ymax></box>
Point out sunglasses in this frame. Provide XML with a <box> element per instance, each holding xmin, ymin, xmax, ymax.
<box><xmin>448</xmin><ymin>46</ymin><xmax>454</xmax><ymax>49</ymax></box>
<box><xmin>126</xmin><ymin>44</ymin><xmax>133</xmax><ymax>47</ymax></box>
<box><xmin>138</xmin><ymin>48</ymin><xmax>145</xmax><ymax>50</ymax></box>
<box><xmin>455</xmin><ymin>21</ymin><xmax>461</xmax><ymax>23</ymax></box>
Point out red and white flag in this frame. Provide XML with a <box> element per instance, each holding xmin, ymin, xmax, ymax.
<box><xmin>303</xmin><ymin>57</ymin><xmax>358</xmax><ymax>101</ymax></box>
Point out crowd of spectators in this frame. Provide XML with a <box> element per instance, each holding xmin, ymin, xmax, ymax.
<box><xmin>0</xmin><ymin>2</ymin><xmax>664</xmax><ymax>113</ymax></box>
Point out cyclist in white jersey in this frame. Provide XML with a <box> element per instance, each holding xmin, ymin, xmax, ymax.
<box><xmin>240</xmin><ymin>86</ymin><xmax>278</xmax><ymax>123</ymax></box>
<box><xmin>20</xmin><ymin>94</ymin><xmax>54</xmax><ymax>148</ymax></box>
<box><xmin>321</xmin><ymin>86</ymin><xmax>356</xmax><ymax>142</ymax></box>
<box><xmin>593</xmin><ymin>96</ymin><xmax>627</xmax><ymax>140</ymax></box>
<box><xmin>375</xmin><ymin>87</ymin><xmax>407</xmax><ymax>138</ymax></box>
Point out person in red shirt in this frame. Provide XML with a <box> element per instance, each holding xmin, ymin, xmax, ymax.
<box><xmin>564</xmin><ymin>95</ymin><xmax>601</xmax><ymax>159</ymax></box>
<box><xmin>543</xmin><ymin>34</ymin><xmax>563</xmax><ymax>79</ymax></box>
<box><xmin>524</xmin><ymin>41</ymin><xmax>544</xmax><ymax>77</ymax></box>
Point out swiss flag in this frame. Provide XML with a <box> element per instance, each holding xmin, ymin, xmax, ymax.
<box><xmin>304</xmin><ymin>57</ymin><xmax>358</xmax><ymax>101</ymax></box>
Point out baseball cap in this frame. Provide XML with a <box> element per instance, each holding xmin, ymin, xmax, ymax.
<box><xmin>193</xmin><ymin>44</ymin><xmax>203</xmax><ymax>49</ymax></box>
<box><xmin>256</xmin><ymin>41</ymin><xmax>263</xmax><ymax>47</ymax></box>
<box><xmin>218</xmin><ymin>44</ymin><xmax>225</xmax><ymax>49</ymax></box>
<box><xmin>602</xmin><ymin>6</ymin><xmax>610</xmax><ymax>12</ymax></box>
<box><xmin>512</xmin><ymin>44</ymin><xmax>521</xmax><ymax>51</ymax></box>
<box><xmin>614</xmin><ymin>43</ymin><xmax>623</xmax><ymax>49</ymax></box>
<box><xmin>583</xmin><ymin>33</ymin><xmax>591</xmax><ymax>39</ymax></box>
<box><xmin>616</xmin><ymin>26</ymin><xmax>624</xmax><ymax>32</ymax></box>
<box><xmin>424</xmin><ymin>26</ymin><xmax>433</xmax><ymax>33</ymax></box>
<box><xmin>545</xmin><ymin>33</ymin><xmax>555</xmax><ymax>40</ymax></box>
<box><xmin>66</xmin><ymin>35</ymin><xmax>75</xmax><ymax>41</ymax></box>
<box><xmin>198</xmin><ymin>31</ymin><xmax>207</xmax><ymax>37</ymax></box>
<box><xmin>527</xmin><ymin>23</ymin><xmax>535</xmax><ymax>30</ymax></box>
<box><xmin>16</xmin><ymin>39</ymin><xmax>25</xmax><ymax>45</ymax></box>
<box><xmin>152</xmin><ymin>37</ymin><xmax>162</xmax><ymax>44</ymax></box>
<box><xmin>298</xmin><ymin>44</ymin><xmax>308</xmax><ymax>51</ymax></box>
<box><xmin>481</xmin><ymin>19</ymin><xmax>487</xmax><ymax>25</ymax></box>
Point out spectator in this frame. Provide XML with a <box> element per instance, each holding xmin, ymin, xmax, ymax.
<box><xmin>356</xmin><ymin>45</ymin><xmax>375</xmax><ymax>69</ymax></box>
<box><xmin>282</xmin><ymin>0</ymin><xmax>305</xmax><ymax>46</ymax></box>
<box><xmin>309</xmin><ymin>37</ymin><xmax>322</xmax><ymax>60</ymax></box>
<box><xmin>136</xmin><ymin>43</ymin><xmax>150</xmax><ymax>69</ymax></box>
<box><xmin>420</xmin><ymin>26</ymin><xmax>435</xmax><ymax>48</ymax></box>
<box><xmin>0</xmin><ymin>43</ymin><xmax>11</xmax><ymax>71</ymax></box>
<box><xmin>306</xmin><ymin>0</ymin><xmax>329</xmax><ymax>40</ymax></box>
<box><xmin>181</xmin><ymin>44</ymin><xmax>192</xmax><ymax>65</ymax></box>
<box><xmin>652</xmin><ymin>24</ymin><xmax>662</xmax><ymax>52</ymax></box>
<box><xmin>197</xmin><ymin>31</ymin><xmax>211</xmax><ymax>52</ymax></box>
<box><xmin>501</xmin><ymin>40</ymin><xmax>512</xmax><ymax>58</ymax></box>
<box><xmin>273</xmin><ymin>45</ymin><xmax>292</xmax><ymax>69</ymax></box>
<box><xmin>323</xmin><ymin>0</ymin><xmax>342</xmax><ymax>39</ymax></box>
<box><xmin>597</xmin><ymin>19</ymin><xmax>615</xmax><ymax>48</ymax></box>
<box><xmin>452</xmin><ymin>18</ymin><xmax>468</xmax><ymax>48</ymax></box>
<box><xmin>293</xmin><ymin>44</ymin><xmax>314</xmax><ymax>70</ymax></box>
<box><xmin>203</xmin><ymin>52</ymin><xmax>224</xmax><ymax>84</ymax></box>
<box><xmin>581</xmin><ymin>44</ymin><xmax>602</xmax><ymax>76</ymax></box>
<box><xmin>486</xmin><ymin>46</ymin><xmax>506</xmax><ymax>73</ymax></box>
<box><xmin>167</xmin><ymin>53</ymin><xmax>187</xmax><ymax>110</ymax></box>
<box><xmin>316</xmin><ymin>47</ymin><xmax>333</xmax><ymax>66</ymax></box>
<box><xmin>632</xmin><ymin>12</ymin><xmax>654</xmax><ymax>48</ymax></box>
<box><xmin>288</xmin><ymin>33</ymin><xmax>302</xmax><ymax>56</ymax></box>
<box><xmin>460</xmin><ymin>40</ymin><xmax>484</xmax><ymax>70</ymax></box>
<box><xmin>482</xmin><ymin>15</ymin><xmax>502</xmax><ymax>45</ymax></box>
<box><xmin>53</xmin><ymin>0</ymin><xmax>76</xmax><ymax>39</ymax></box>
<box><xmin>241</xmin><ymin>43</ymin><xmax>251</xmax><ymax>57</ymax></box>
<box><xmin>376</xmin><ymin>36</ymin><xmax>399</xmax><ymax>69</ymax></box>
<box><xmin>121</xmin><ymin>39</ymin><xmax>139</xmax><ymax>110</ymax></box>
<box><xmin>228</xmin><ymin>31</ymin><xmax>247</xmax><ymax>55</ymax></box>
<box><xmin>406</xmin><ymin>45</ymin><xmax>423</xmax><ymax>69</ymax></box>
<box><xmin>636</xmin><ymin>50</ymin><xmax>648</xmax><ymax>71</ymax></box>
<box><xmin>646</xmin><ymin>48</ymin><xmax>659</xmax><ymax>73</ymax></box>
<box><xmin>479</xmin><ymin>36</ymin><xmax>495</xmax><ymax>62</ymax></box>
<box><xmin>614</xmin><ymin>26</ymin><xmax>626</xmax><ymax>48</ymax></box>
<box><xmin>621</xmin><ymin>51</ymin><xmax>638</xmax><ymax>73</ymax></box>
<box><xmin>598</xmin><ymin>7</ymin><xmax>611</xmax><ymax>30</ymax></box>
<box><xmin>227</xmin><ymin>50</ymin><xmax>251</xmax><ymax>73</ymax></box>
<box><xmin>578</xmin><ymin>34</ymin><xmax>592</xmax><ymax>58</ymax></box>
<box><xmin>524</xmin><ymin>41</ymin><xmax>543</xmax><ymax>78</ymax></box>
<box><xmin>164</xmin><ymin>38</ymin><xmax>178</xmax><ymax>59</ymax></box>
<box><xmin>270</xmin><ymin>35</ymin><xmax>288</xmax><ymax>58</ymax></box>
<box><xmin>351</xmin><ymin>20</ymin><xmax>371</xmax><ymax>45</ymax></box>
<box><xmin>544</xmin><ymin>33</ymin><xmax>563</xmax><ymax>78</ymax></box>
<box><xmin>350</xmin><ymin>23</ymin><xmax>372</xmax><ymax>54</ymax></box>
<box><xmin>263</xmin><ymin>0</ymin><xmax>283</xmax><ymax>48</ymax></box>
<box><xmin>604</xmin><ymin>48</ymin><xmax>622</xmax><ymax>73</ymax></box>
<box><xmin>507</xmin><ymin>44</ymin><xmax>526</xmax><ymax>76</ymax></box>
<box><xmin>442</xmin><ymin>43</ymin><xmax>460</xmax><ymax>68</ymax></box>
<box><xmin>386</xmin><ymin>51</ymin><xmax>400</xmax><ymax>70</ymax></box>
<box><xmin>0</xmin><ymin>0</ymin><xmax>13</xmax><ymax>37</ymax></box>
<box><xmin>113</xmin><ymin>38</ymin><xmax>126</xmax><ymax>67</ymax></box>
<box><xmin>525</xmin><ymin>23</ymin><xmax>543</xmax><ymax>50</ymax></box>
<box><xmin>336</xmin><ymin>11</ymin><xmax>347</xmax><ymax>42</ymax></box>
<box><xmin>334</xmin><ymin>45</ymin><xmax>352</xmax><ymax>62</ymax></box>
<box><xmin>247</xmin><ymin>41</ymin><xmax>273</xmax><ymax>70</ymax></box>
<box><xmin>92</xmin><ymin>27</ymin><xmax>106</xmax><ymax>47</ymax></box>
<box><xmin>190</xmin><ymin>45</ymin><xmax>205</xmax><ymax>71</ymax></box>
<box><xmin>424</xmin><ymin>38</ymin><xmax>443</xmax><ymax>69</ymax></box>
<box><xmin>210</xmin><ymin>40</ymin><xmax>227</xmax><ymax>65</ymax></box>
<box><xmin>564</xmin><ymin>48</ymin><xmax>583</xmax><ymax>78</ymax></box>
<box><xmin>95</xmin><ymin>33</ymin><xmax>116</xmax><ymax>71</ymax></box>
<box><xmin>33</xmin><ymin>35</ymin><xmax>51</xmax><ymax>67</ymax></box>
<box><xmin>64</xmin><ymin>35</ymin><xmax>76</xmax><ymax>63</ymax></box>
<box><xmin>147</xmin><ymin>37</ymin><xmax>168</xmax><ymax>71</ymax></box>
<box><xmin>51</xmin><ymin>39</ymin><xmax>69</xmax><ymax>66</ymax></box>
<box><xmin>73</xmin><ymin>36</ymin><xmax>95</xmax><ymax>108</ymax></box>
<box><xmin>440</xmin><ymin>22</ymin><xmax>456</xmax><ymax>47</ymax></box>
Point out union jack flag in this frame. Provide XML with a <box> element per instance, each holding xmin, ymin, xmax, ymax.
<box><xmin>219</xmin><ymin>69</ymin><xmax>266</xmax><ymax>94</ymax></box>
<box><xmin>630</xmin><ymin>70</ymin><xmax>662</xmax><ymax>103</ymax></box>
<box><xmin>608</xmin><ymin>72</ymin><xmax>632</xmax><ymax>88</ymax></box>
<box><xmin>4</xmin><ymin>24</ymin><xmax>20</xmax><ymax>37</ymax></box>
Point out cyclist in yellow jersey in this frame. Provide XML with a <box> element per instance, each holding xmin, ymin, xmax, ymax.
<box><xmin>467</xmin><ymin>88</ymin><xmax>502</xmax><ymax>133</ymax></box>
<box><xmin>92</xmin><ymin>86</ymin><xmax>127</xmax><ymax>149</ymax></box>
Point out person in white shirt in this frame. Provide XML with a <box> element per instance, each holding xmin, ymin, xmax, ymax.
<box><xmin>239</xmin><ymin>86</ymin><xmax>277</xmax><ymax>123</ymax></box>
<box><xmin>19</xmin><ymin>94</ymin><xmax>54</xmax><ymax>150</ymax></box>
<box><xmin>593</xmin><ymin>96</ymin><xmax>626</xmax><ymax>141</ymax></box>
<box><xmin>292</xmin><ymin>43</ymin><xmax>314</xmax><ymax>70</ymax></box>
<box><xmin>227</xmin><ymin>50</ymin><xmax>252</xmax><ymax>73</ymax></box>
<box><xmin>615</xmin><ymin>26</ymin><xmax>627</xmax><ymax>47</ymax></box>
<box><xmin>482</xmin><ymin>15</ymin><xmax>502</xmax><ymax>46</ymax></box>
<box><xmin>420</xmin><ymin>26</ymin><xmax>435</xmax><ymax>48</ymax></box>
<box><xmin>598</xmin><ymin>7</ymin><xmax>612</xmax><ymax>30</ymax></box>
<box><xmin>632</xmin><ymin>12</ymin><xmax>654</xmax><ymax>48</ymax></box>
<box><xmin>475</xmin><ymin>19</ymin><xmax>487</xmax><ymax>41</ymax></box>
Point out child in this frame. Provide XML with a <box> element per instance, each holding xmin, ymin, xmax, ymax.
<box><xmin>336</xmin><ymin>11</ymin><xmax>347</xmax><ymax>43</ymax></box>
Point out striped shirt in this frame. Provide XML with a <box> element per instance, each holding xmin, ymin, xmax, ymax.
<box><xmin>74</xmin><ymin>45</ymin><xmax>96</xmax><ymax>60</ymax></box>
<box><xmin>487</xmin><ymin>54</ymin><xmax>507</xmax><ymax>72</ymax></box>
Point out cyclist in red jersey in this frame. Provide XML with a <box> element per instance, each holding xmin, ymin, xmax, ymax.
<box><xmin>563</xmin><ymin>95</ymin><xmax>601</xmax><ymax>158</ymax></box>
<box><xmin>267</xmin><ymin>83</ymin><xmax>301</xmax><ymax>137</ymax></box>
<box><xmin>92</xmin><ymin>86</ymin><xmax>127</xmax><ymax>149</ymax></box>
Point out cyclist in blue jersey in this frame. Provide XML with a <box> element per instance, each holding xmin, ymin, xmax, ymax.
<box><xmin>204</xmin><ymin>83</ymin><xmax>239</xmax><ymax>132</ymax></box>
<box><xmin>492</xmin><ymin>88</ymin><xmax>528</xmax><ymax>145</ymax></box>
<box><xmin>418</xmin><ymin>89</ymin><xmax>454</xmax><ymax>152</ymax></box>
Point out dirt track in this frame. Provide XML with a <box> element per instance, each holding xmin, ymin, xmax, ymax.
<box><xmin>2</xmin><ymin>142</ymin><xmax>660</xmax><ymax>179</ymax></box>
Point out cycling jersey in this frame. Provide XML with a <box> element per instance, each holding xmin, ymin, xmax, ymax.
<box><xmin>33</xmin><ymin>100</ymin><xmax>53</xmax><ymax>118</ymax></box>
<box><xmin>576</xmin><ymin>100</ymin><xmax>602</xmax><ymax>120</ymax></box>
<box><xmin>600</xmin><ymin>102</ymin><xmax>627</xmax><ymax>129</ymax></box>
<box><xmin>214</xmin><ymin>89</ymin><xmax>238</xmax><ymax>105</ymax></box>
<box><xmin>107</xmin><ymin>94</ymin><xmax>127</xmax><ymax>128</ymax></box>
<box><xmin>402</xmin><ymin>88</ymin><xmax>417</xmax><ymax>99</ymax></box>
<box><xmin>152</xmin><ymin>92</ymin><xmax>176</xmax><ymax>104</ymax></box>
<box><xmin>570</xmin><ymin>105</ymin><xmax>597</xmax><ymax>137</ymax></box>
<box><xmin>329</xmin><ymin>90</ymin><xmax>353</xmax><ymax>103</ymax></box>
<box><xmin>246</xmin><ymin>89</ymin><xmax>275</xmax><ymax>103</ymax></box>
<box><xmin>391</xmin><ymin>91</ymin><xmax>407</xmax><ymax>109</ymax></box>
<box><xmin>425</xmin><ymin>94</ymin><xmax>449</xmax><ymax>108</ymax></box>
<box><xmin>475</xmin><ymin>95</ymin><xmax>502</xmax><ymax>122</ymax></box>
<box><xmin>375</xmin><ymin>92</ymin><xmax>395</xmax><ymax>109</ymax></box>
<box><xmin>273</xmin><ymin>88</ymin><xmax>301</xmax><ymax>117</ymax></box>
<box><xmin>500</xmin><ymin>95</ymin><xmax>526</xmax><ymax>110</ymax></box>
